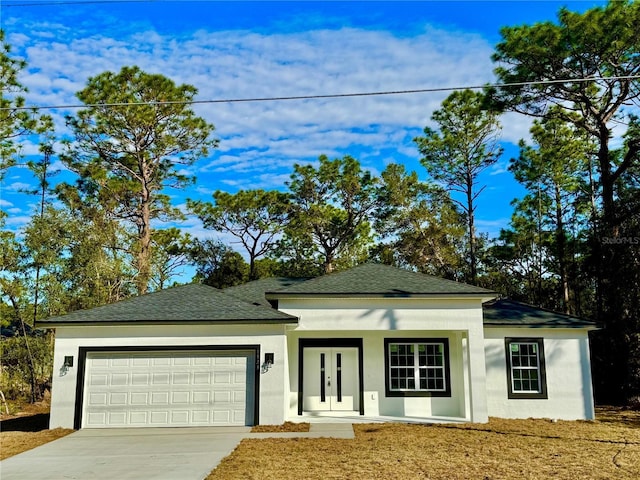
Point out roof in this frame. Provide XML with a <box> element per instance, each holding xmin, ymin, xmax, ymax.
<box><xmin>223</xmin><ymin>277</ymin><xmax>309</xmax><ymax>307</ymax></box>
<box><xmin>482</xmin><ymin>299</ymin><xmax>598</xmax><ymax>328</ymax></box>
<box><xmin>266</xmin><ymin>263</ymin><xmax>495</xmax><ymax>298</ymax></box>
<box><xmin>37</xmin><ymin>283</ymin><xmax>298</xmax><ymax>326</ymax></box>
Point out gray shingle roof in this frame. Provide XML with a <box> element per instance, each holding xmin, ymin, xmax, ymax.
<box><xmin>482</xmin><ymin>299</ymin><xmax>597</xmax><ymax>328</ymax></box>
<box><xmin>223</xmin><ymin>277</ymin><xmax>309</xmax><ymax>307</ymax></box>
<box><xmin>267</xmin><ymin>263</ymin><xmax>495</xmax><ymax>297</ymax></box>
<box><xmin>37</xmin><ymin>283</ymin><xmax>297</xmax><ymax>326</ymax></box>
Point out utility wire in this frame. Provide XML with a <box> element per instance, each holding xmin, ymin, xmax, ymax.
<box><xmin>4</xmin><ymin>75</ymin><xmax>640</xmax><ymax>112</ymax></box>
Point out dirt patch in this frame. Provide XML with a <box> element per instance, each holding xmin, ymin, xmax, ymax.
<box><xmin>251</xmin><ymin>422</ymin><xmax>310</xmax><ymax>433</ymax></box>
<box><xmin>0</xmin><ymin>399</ymin><xmax>50</xmax><ymax>421</ymax></box>
<box><xmin>208</xmin><ymin>411</ymin><xmax>640</xmax><ymax>480</ymax></box>
<box><xmin>0</xmin><ymin>400</ymin><xmax>74</xmax><ymax>460</ymax></box>
<box><xmin>0</xmin><ymin>429</ymin><xmax>74</xmax><ymax>461</ymax></box>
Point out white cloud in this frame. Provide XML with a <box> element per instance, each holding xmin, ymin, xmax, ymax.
<box><xmin>3</xmin><ymin>215</ymin><xmax>32</xmax><ymax>228</ymax></box>
<box><xmin>4</xmin><ymin>182</ymin><xmax>32</xmax><ymax>192</ymax></box>
<box><xmin>16</xmin><ymin>25</ymin><xmax>499</xmax><ymax>164</ymax></box>
<box><xmin>4</xmin><ymin>9</ymin><xmax>530</xmax><ymax>238</ymax></box>
<box><xmin>489</xmin><ymin>160</ymin><xmax>510</xmax><ymax>176</ymax></box>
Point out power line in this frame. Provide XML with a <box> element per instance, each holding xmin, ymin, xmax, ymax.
<box><xmin>4</xmin><ymin>75</ymin><xmax>640</xmax><ymax>112</ymax></box>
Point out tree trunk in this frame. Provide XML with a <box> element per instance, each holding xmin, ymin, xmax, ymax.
<box><xmin>9</xmin><ymin>296</ymin><xmax>38</xmax><ymax>403</ymax></box>
<box><xmin>591</xmin><ymin>125</ymin><xmax>633</xmax><ymax>405</ymax></box>
<box><xmin>554</xmin><ymin>185</ymin><xmax>570</xmax><ymax>314</ymax></box>
<box><xmin>467</xmin><ymin>181</ymin><xmax>477</xmax><ymax>284</ymax></box>
<box><xmin>137</xmin><ymin>183</ymin><xmax>152</xmax><ymax>295</ymax></box>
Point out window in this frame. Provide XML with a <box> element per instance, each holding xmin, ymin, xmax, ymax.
<box><xmin>384</xmin><ymin>338</ymin><xmax>451</xmax><ymax>397</ymax></box>
<box><xmin>505</xmin><ymin>338</ymin><xmax>547</xmax><ymax>399</ymax></box>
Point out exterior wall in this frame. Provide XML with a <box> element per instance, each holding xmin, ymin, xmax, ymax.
<box><xmin>49</xmin><ymin>324</ymin><xmax>288</xmax><ymax>429</ymax></box>
<box><xmin>484</xmin><ymin>327</ymin><xmax>595</xmax><ymax>420</ymax></box>
<box><xmin>279</xmin><ymin>297</ymin><xmax>489</xmax><ymax>422</ymax></box>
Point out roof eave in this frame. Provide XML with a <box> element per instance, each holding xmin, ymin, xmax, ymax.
<box><xmin>35</xmin><ymin>317</ymin><xmax>299</xmax><ymax>328</ymax></box>
<box><xmin>483</xmin><ymin>322</ymin><xmax>599</xmax><ymax>330</ymax></box>
<box><xmin>267</xmin><ymin>292</ymin><xmax>496</xmax><ymax>301</ymax></box>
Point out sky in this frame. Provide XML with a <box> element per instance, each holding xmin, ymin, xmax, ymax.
<box><xmin>1</xmin><ymin>0</ymin><xmax>610</xmax><ymax>256</ymax></box>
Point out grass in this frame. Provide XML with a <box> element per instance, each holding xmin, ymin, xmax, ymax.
<box><xmin>0</xmin><ymin>428</ymin><xmax>74</xmax><ymax>461</ymax></box>
<box><xmin>251</xmin><ymin>421</ymin><xmax>310</xmax><ymax>433</ymax></box>
<box><xmin>1</xmin><ymin>406</ymin><xmax>638</xmax><ymax>479</ymax></box>
<box><xmin>207</xmin><ymin>408</ymin><xmax>640</xmax><ymax>480</ymax></box>
<box><xmin>0</xmin><ymin>400</ymin><xmax>74</xmax><ymax>461</ymax></box>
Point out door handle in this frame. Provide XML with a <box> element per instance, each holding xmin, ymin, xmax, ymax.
<box><xmin>327</xmin><ymin>376</ymin><xmax>331</xmax><ymax>387</ymax></box>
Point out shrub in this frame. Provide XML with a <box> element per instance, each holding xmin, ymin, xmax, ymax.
<box><xmin>0</xmin><ymin>332</ymin><xmax>54</xmax><ymax>403</ymax></box>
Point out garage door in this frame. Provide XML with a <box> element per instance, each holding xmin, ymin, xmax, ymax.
<box><xmin>82</xmin><ymin>350</ymin><xmax>256</xmax><ymax>428</ymax></box>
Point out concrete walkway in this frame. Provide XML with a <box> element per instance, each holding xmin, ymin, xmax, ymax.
<box><xmin>0</xmin><ymin>424</ymin><xmax>354</xmax><ymax>480</ymax></box>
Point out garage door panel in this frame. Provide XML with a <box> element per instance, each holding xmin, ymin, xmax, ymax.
<box><xmin>108</xmin><ymin>412</ymin><xmax>127</xmax><ymax>425</ymax></box>
<box><xmin>88</xmin><ymin>392</ymin><xmax>107</xmax><ymax>406</ymax></box>
<box><xmin>87</xmin><ymin>412</ymin><xmax>106</xmax><ymax>425</ymax></box>
<box><xmin>172</xmin><ymin>391</ymin><xmax>189</xmax><ymax>403</ymax></box>
<box><xmin>131</xmin><ymin>392</ymin><xmax>148</xmax><ymax>405</ymax></box>
<box><xmin>83</xmin><ymin>350</ymin><xmax>255</xmax><ymax>428</ymax></box>
<box><xmin>130</xmin><ymin>411</ymin><xmax>148</xmax><ymax>424</ymax></box>
<box><xmin>89</xmin><ymin>374</ymin><xmax>108</xmax><ymax>386</ymax></box>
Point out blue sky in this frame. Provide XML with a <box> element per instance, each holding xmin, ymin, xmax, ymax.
<box><xmin>1</xmin><ymin>0</ymin><xmax>609</xmax><ymax>250</ymax></box>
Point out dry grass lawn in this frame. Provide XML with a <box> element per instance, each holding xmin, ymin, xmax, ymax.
<box><xmin>1</xmin><ymin>406</ymin><xmax>638</xmax><ymax>479</ymax></box>
<box><xmin>251</xmin><ymin>421</ymin><xmax>310</xmax><ymax>433</ymax></box>
<box><xmin>208</xmin><ymin>408</ymin><xmax>640</xmax><ymax>480</ymax></box>
<box><xmin>0</xmin><ymin>400</ymin><xmax>74</xmax><ymax>461</ymax></box>
<box><xmin>0</xmin><ymin>428</ymin><xmax>74</xmax><ymax>460</ymax></box>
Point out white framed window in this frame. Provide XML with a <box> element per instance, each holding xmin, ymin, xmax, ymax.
<box><xmin>384</xmin><ymin>338</ymin><xmax>451</xmax><ymax>397</ymax></box>
<box><xmin>505</xmin><ymin>338</ymin><xmax>547</xmax><ymax>399</ymax></box>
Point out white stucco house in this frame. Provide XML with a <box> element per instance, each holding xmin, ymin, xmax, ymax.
<box><xmin>39</xmin><ymin>263</ymin><xmax>598</xmax><ymax>429</ymax></box>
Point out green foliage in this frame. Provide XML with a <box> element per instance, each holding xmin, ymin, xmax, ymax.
<box><xmin>62</xmin><ymin>66</ymin><xmax>217</xmax><ymax>294</ymax></box>
<box><xmin>0</xmin><ymin>333</ymin><xmax>54</xmax><ymax>402</ymax></box>
<box><xmin>150</xmin><ymin>228</ymin><xmax>192</xmax><ymax>290</ymax></box>
<box><xmin>502</xmin><ymin>113</ymin><xmax>594</xmax><ymax>314</ymax></box>
<box><xmin>188</xmin><ymin>239</ymin><xmax>248</xmax><ymax>289</ymax></box>
<box><xmin>491</xmin><ymin>0</ymin><xmax>640</xmax><ymax>225</ymax></box>
<box><xmin>491</xmin><ymin>0</ymin><xmax>640</xmax><ymax>404</ymax></box>
<box><xmin>0</xmin><ymin>30</ymin><xmax>53</xmax><ymax>180</ymax></box>
<box><xmin>189</xmin><ymin>189</ymin><xmax>290</xmax><ymax>280</ymax></box>
<box><xmin>415</xmin><ymin>89</ymin><xmax>502</xmax><ymax>282</ymax></box>
<box><xmin>285</xmin><ymin>155</ymin><xmax>379</xmax><ymax>273</ymax></box>
<box><xmin>374</xmin><ymin>163</ymin><xmax>466</xmax><ymax>280</ymax></box>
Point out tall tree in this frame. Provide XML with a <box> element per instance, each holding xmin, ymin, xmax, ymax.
<box><xmin>415</xmin><ymin>89</ymin><xmax>502</xmax><ymax>283</ymax></box>
<box><xmin>491</xmin><ymin>0</ymin><xmax>640</xmax><ymax>228</ymax></box>
<box><xmin>188</xmin><ymin>238</ymin><xmax>248</xmax><ymax>288</ymax></box>
<box><xmin>374</xmin><ymin>163</ymin><xmax>466</xmax><ymax>280</ymax></box>
<box><xmin>62</xmin><ymin>66</ymin><xmax>216</xmax><ymax>294</ymax></box>
<box><xmin>150</xmin><ymin>228</ymin><xmax>192</xmax><ymax>290</ymax></box>
<box><xmin>53</xmin><ymin>182</ymin><xmax>136</xmax><ymax>310</ymax></box>
<box><xmin>486</xmin><ymin>199</ymin><xmax>556</xmax><ymax>308</ymax></box>
<box><xmin>188</xmin><ymin>189</ymin><xmax>289</xmax><ymax>281</ymax></box>
<box><xmin>510</xmin><ymin>114</ymin><xmax>593</xmax><ymax>314</ymax></box>
<box><xmin>490</xmin><ymin>0</ymin><xmax>640</xmax><ymax>404</ymax></box>
<box><xmin>24</xmin><ymin>141</ymin><xmax>59</xmax><ymax>324</ymax></box>
<box><xmin>0</xmin><ymin>30</ymin><xmax>52</xmax><ymax>180</ymax></box>
<box><xmin>286</xmin><ymin>155</ymin><xmax>379</xmax><ymax>274</ymax></box>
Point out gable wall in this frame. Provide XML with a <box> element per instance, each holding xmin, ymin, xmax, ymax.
<box><xmin>277</xmin><ymin>297</ymin><xmax>485</xmax><ymax>330</ymax></box>
<box><xmin>484</xmin><ymin>327</ymin><xmax>595</xmax><ymax>420</ymax></box>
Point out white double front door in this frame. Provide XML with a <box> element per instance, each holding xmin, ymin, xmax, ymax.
<box><xmin>303</xmin><ymin>347</ymin><xmax>359</xmax><ymax>412</ymax></box>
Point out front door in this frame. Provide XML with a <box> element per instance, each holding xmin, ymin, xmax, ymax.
<box><xmin>303</xmin><ymin>347</ymin><xmax>359</xmax><ymax>412</ymax></box>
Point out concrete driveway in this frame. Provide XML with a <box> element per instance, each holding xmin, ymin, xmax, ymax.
<box><xmin>0</xmin><ymin>427</ymin><xmax>250</xmax><ymax>480</ymax></box>
<box><xmin>0</xmin><ymin>424</ymin><xmax>354</xmax><ymax>480</ymax></box>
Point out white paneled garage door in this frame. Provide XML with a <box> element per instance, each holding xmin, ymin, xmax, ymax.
<box><xmin>82</xmin><ymin>350</ymin><xmax>255</xmax><ymax>428</ymax></box>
